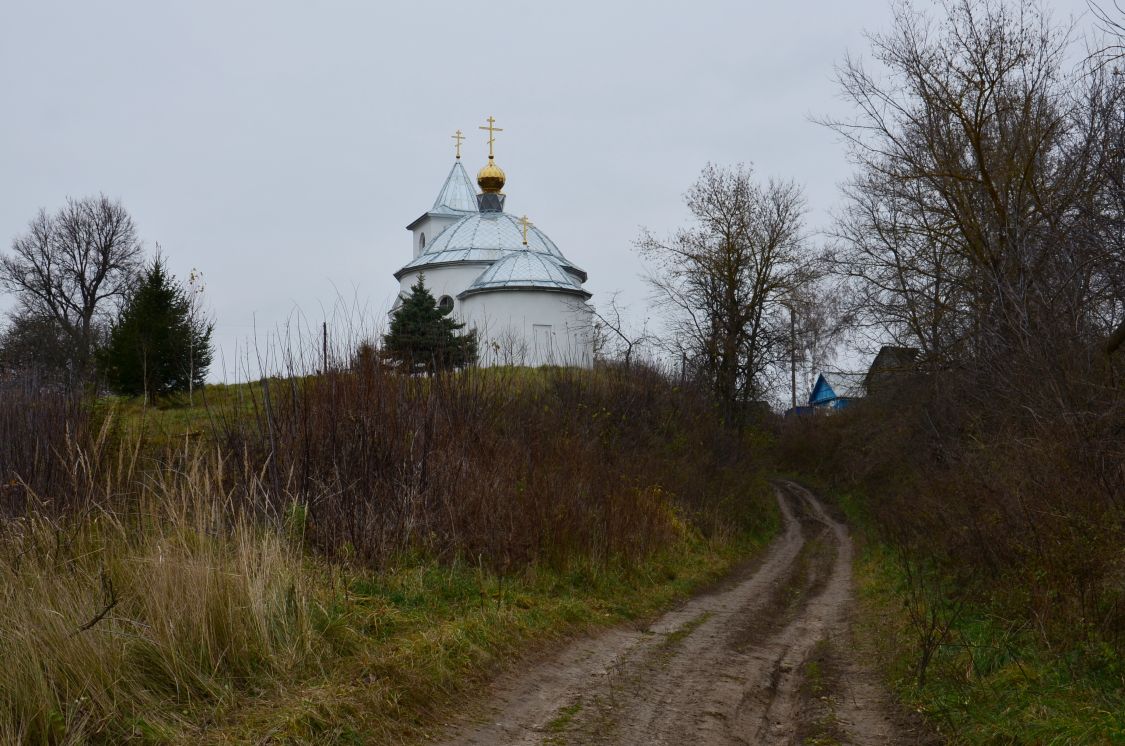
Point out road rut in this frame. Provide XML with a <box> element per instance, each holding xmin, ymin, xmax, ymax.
<box><xmin>439</xmin><ymin>482</ymin><xmax>936</xmax><ymax>745</ymax></box>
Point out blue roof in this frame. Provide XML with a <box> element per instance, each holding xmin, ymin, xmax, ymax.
<box><xmin>809</xmin><ymin>372</ymin><xmax>866</xmax><ymax>406</ymax></box>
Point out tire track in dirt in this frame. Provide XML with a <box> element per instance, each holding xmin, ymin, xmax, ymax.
<box><xmin>439</xmin><ymin>482</ymin><xmax>936</xmax><ymax>745</ymax></box>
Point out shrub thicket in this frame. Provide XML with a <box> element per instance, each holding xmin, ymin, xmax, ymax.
<box><xmin>777</xmin><ymin>361</ymin><xmax>1125</xmax><ymax>680</ymax></box>
<box><xmin>0</xmin><ymin>377</ymin><xmax>89</xmax><ymax>515</ymax></box>
<box><xmin>216</xmin><ymin>361</ymin><xmax>770</xmax><ymax>568</ymax></box>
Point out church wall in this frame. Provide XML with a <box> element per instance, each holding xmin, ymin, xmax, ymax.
<box><xmin>459</xmin><ymin>290</ymin><xmax>593</xmax><ymax>368</ymax></box>
<box><xmin>398</xmin><ymin>265</ymin><xmax>484</xmax><ymax>314</ymax></box>
<box><xmin>409</xmin><ymin>214</ymin><xmax>461</xmax><ymax>258</ymax></box>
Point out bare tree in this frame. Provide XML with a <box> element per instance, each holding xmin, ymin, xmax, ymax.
<box><xmin>589</xmin><ymin>292</ymin><xmax>653</xmax><ymax>368</ymax></box>
<box><xmin>637</xmin><ymin>164</ymin><xmax>815</xmax><ymax>410</ymax></box>
<box><xmin>186</xmin><ymin>267</ymin><xmax>209</xmax><ymax>405</ymax></box>
<box><xmin>1089</xmin><ymin>1</ymin><xmax>1125</xmax><ymax>72</ymax></box>
<box><xmin>1088</xmin><ymin>1</ymin><xmax>1125</xmax><ymax>354</ymax></box>
<box><xmin>785</xmin><ymin>280</ymin><xmax>849</xmax><ymax>406</ymax></box>
<box><xmin>0</xmin><ymin>195</ymin><xmax>143</xmax><ymax>378</ymax></box>
<box><xmin>796</xmin><ymin>0</ymin><xmax>1125</xmax><ymax>697</ymax></box>
<box><xmin>822</xmin><ymin>0</ymin><xmax>1125</xmax><ymax>374</ymax></box>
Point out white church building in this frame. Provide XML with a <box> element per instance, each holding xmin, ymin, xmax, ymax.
<box><xmin>392</xmin><ymin>122</ymin><xmax>593</xmax><ymax>367</ymax></box>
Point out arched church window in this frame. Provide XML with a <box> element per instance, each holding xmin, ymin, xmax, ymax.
<box><xmin>419</xmin><ymin>233</ymin><xmax>426</xmax><ymax>250</ymax></box>
<box><xmin>438</xmin><ymin>295</ymin><xmax>454</xmax><ymax>313</ymax></box>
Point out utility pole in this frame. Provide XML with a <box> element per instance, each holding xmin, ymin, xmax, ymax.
<box><xmin>789</xmin><ymin>303</ymin><xmax>798</xmax><ymax>410</ymax></box>
<box><xmin>322</xmin><ymin>321</ymin><xmax>328</xmax><ymax>374</ymax></box>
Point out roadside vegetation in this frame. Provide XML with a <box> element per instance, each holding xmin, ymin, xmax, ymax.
<box><xmin>4</xmin><ymin>0</ymin><xmax>1123</xmax><ymax>742</ymax></box>
<box><xmin>773</xmin><ymin>0</ymin><xmax>1125</xmax><ymax>741</ymax></box>
<box><xmin>778</xmin><ymin>374</ymin><xmax>1124</xmax><ymax>745</ymax></box>
<box><xmin>0</xmin><ymin>362</ymin><xmax>776</xmax><ymax>743</ymax></box>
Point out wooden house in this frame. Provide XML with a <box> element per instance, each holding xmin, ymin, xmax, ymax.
<box><xmin>864</xmin><ymin>346</ymin><xmax>919</xmax><ymax>397</ymax></box>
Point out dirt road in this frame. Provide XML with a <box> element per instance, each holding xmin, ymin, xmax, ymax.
<box><xmin>440</xmin><ymin>482</ymin><xmax>937</xmax><ymax>745</ymax></box>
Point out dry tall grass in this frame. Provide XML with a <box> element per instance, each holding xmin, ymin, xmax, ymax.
<box><xmin>0</xmin><ymin>447</ymin><xmax>319</xmax><ymax>743</ymax></box>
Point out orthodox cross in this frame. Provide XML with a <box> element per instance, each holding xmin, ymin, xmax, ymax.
<box><xmin>479</xmin><ymin>115</ymin><xmax>503</xmax><ymax>159</ymax></box>
<box><xmin>518</xmin><ymin>215</ymin><xmax>534</xmax><ymax>245</ymax></box>
<box><xmin>451</xmin><ymin>129</ymin><xmax>465</xmax><ymax>159</ymax></box>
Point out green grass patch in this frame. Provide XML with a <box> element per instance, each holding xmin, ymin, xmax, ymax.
<box><xmin>804</xmin><ymin>652</ymin><xmax>825</xmax><ymax>696</ymax></box>
<box><xmin>546</xmin><ymin>702</ymin><xmax>583</xmax><ymax>733</ymax></box>
<box><xmin>193</xmin><ymin>527</ymin><xmax>774</xmax><ymax>744</ymax></box>
<box><xmin>94</xmin><ymin>381</ymin><xmax>259</xmax><ymax>446</ymax></box>
<box><xmin>854</xmin><ymin>542</ymin><xmax>1125</xmax><ymax>744</ymax></box>
<box><xmin>794</xmin><ymin>480</ymin><xmax>1125</xmax><ymax>743</ymax></box>
<box><xmin>661</xmin><ymin>611</ymin><xmax>714</xmax><ymax>649</ymax></box>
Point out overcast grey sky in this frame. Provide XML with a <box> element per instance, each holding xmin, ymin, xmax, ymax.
<box><xmin>0</xmin><ymin>0</ymin><xmax>1095</xmax><ymax>381</ymax></box>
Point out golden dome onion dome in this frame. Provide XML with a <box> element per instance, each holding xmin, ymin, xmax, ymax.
<box><xmin>477</xmin><ymin>158</ymin><xmax>506</xmax><ymax>193</ymax></box>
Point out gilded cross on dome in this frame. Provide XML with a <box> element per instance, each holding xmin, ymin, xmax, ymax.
<box><xmin>451</xmin><ymin>129</ymin><xmax>465</xmax><ymax>159</ymax></box>
<box><xmin>518</xmin><ymin>215</ymin><xmax>534</xmax><ymax>245</ymax></box>
<box><xmin>479</xmin><ymin>116</ymin><xmax>503</xmax><ymax>159</ymax></box>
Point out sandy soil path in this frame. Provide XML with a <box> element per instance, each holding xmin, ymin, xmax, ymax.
<box><xmin>438</xmin><ymin>482</ymin><xmax>937</xmax><ymax>745</ymax></box>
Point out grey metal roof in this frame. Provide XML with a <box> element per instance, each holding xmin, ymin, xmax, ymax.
<box><xmin>421</xmin><ymin>211</ymin><xmax>566</xmax><ymax>259</ymax></box>
<box><xmin>560</xmin><ymin>260</ymin><xmax>587</xmax><ymax>283</ymax></box>
<box><xmin>397</xmin><ymin>183</ymin><xmax>590</xmax><ymax>295</ymax></box>
<box><xmin>458</xmin><ymin>251</ymin><xmax>590</xmax><ymax>298</ymax></box>
<box><xmin>431</xmin><ymin>161</ymin><xmax>479</xmax><ymax>215</ymax></box>
<box><xmin>395</xmin><ymin>247</ymin><xmax>503</xmax><ymax>278</ymax></box>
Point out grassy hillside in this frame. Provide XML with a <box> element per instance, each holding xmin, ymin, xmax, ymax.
<box><xmin>0</xmin><ymin>365</ymin><xmax>778</xmax><ymax>743</ymax></box>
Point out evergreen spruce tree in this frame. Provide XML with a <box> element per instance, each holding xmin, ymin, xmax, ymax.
<box><xmin>100</xmin><ymin>257</ymin><xmax>213</xmax><ymax>400</ymax></box>
<box><xmin>383</xmin><ymin>275</ymin><xmax>477</xmax><ymax>373</ymax></box>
